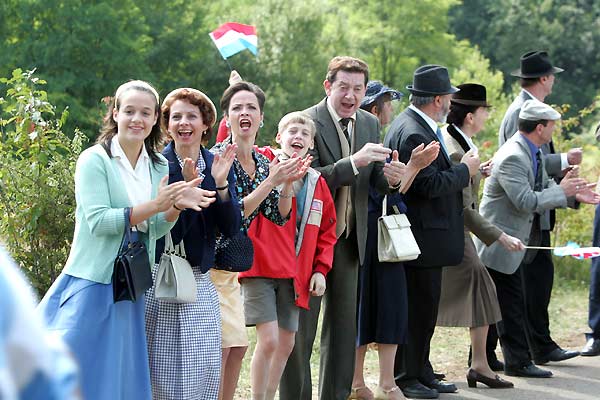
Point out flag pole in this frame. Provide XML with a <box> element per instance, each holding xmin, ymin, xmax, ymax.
<box><xmin>210</xmin><ymin>39</ymin><xmax>233</xmax><ymax>72</ymax></box>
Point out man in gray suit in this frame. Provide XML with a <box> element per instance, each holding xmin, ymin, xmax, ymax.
<box><xmin>494</xmin><ymin>50</ymin><xmax>582</xmax><ymax>368</ymax></box>
<box><xmin>280</xmin><ymin>56</ymin><xmax>407</xmax><ymax>400</ymax></box>
<box><xmin>475</xmin><ymin>99</ymin><xmax>596</xmax><ymax>377</ymax></box>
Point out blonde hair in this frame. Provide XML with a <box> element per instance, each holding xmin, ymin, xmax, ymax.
<box><xmin>277</xmin><ymin>111</ymin><xmax>316</xmax><ymax>138</ymax></box>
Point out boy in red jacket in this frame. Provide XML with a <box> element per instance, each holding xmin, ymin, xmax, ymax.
<box><xmin>240</xmin><ymin>112</ymin><xmax>337</xmax><ymax>400</ymax></box>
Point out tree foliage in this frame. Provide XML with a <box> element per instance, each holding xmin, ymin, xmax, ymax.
<box><xmin>450</xmin><ymin>0</ymin><xmax>600</xmax><ymax>117</ymax></box>
<box><xmin>0</xmin><ymin>69</ymin><xmax>86</xmax><ymax>295</ymax></box>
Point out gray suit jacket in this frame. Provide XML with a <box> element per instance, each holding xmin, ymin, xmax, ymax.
<box><xmin>498</xmin><ymin>89</ymin><xmax>565</xmax><ymax>230</ymax></box>
<box><xmin>475</xmin><ymin>133</ymin><xmax>567</xmax><ymax>274</ymax></box>
<box><xmin>499</xmin><ymin>90</ymin><xmax>562</xmax><ymax>173</ymax></box>
<box><xmin>306</xmin><ymin>98</ymin><xmax>389</xmax><ymax>265</ymax></box>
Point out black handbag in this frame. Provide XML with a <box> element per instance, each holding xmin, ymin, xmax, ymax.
<box><xmin>112</xmin><ymin>208</ymin><xmax>153</xmax><ymax>302</ymax></box>
<box><xmin>214</xmin><ymin>230</ymin><xmax>254</xmax><ymax>272</ymax></box>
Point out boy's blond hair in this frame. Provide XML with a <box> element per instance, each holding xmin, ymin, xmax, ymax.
<box><xmin>278</xmin><ymin>111</ymin><xmax>316</xmax><ymax>138</ymax></box>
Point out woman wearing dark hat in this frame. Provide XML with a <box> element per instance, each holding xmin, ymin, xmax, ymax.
<box><xmin>437</xmin><ymin>83</ymin><xmax>524</xmax><ymax>389</ymax></box>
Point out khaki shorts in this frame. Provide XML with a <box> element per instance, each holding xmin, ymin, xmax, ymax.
<box><xmin>241</xmin><ymin>277</ymin><xmax>299</xmax><ymax>332</ymax></box>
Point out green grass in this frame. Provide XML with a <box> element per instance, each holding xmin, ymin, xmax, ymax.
<box><xmin>234</xmin><ymin>280</ymin><xmax>591</xmax><ymax>398</ymax></box>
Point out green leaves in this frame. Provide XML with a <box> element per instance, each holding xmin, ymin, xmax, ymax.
<box><xmin>0</xmin><ymin>68</ymin><xmax>86</xmax><ymax>296</ymax></box>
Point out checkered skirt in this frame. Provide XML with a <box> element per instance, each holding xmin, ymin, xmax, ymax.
<box><xmin>145</xmin><ymin>263</ymin><xmax>222</xmax><ymax>400</ymax></box>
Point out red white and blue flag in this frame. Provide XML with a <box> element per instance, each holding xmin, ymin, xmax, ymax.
<box><xmin>553</xmin><ymin>242</ymin><xmax>600</xmax><ymax>259</ymax></box>
<box><xmin>209</xmin><ymin>22</ymin><xmax>258</xmax><ymax>59</ymax></box>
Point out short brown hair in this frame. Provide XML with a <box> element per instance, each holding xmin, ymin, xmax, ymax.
<box><xmin>326</xmin><ymin>56</ymin><xmax>369</xmax><ymax>86</ymax></box>
<box><xmin>519</xmin><ymin>118</ymin><xmax>548</xmax><ymax>133</ymax></box>
<box><xmin>220</xmin><ymin>81</ymin><xmax>266</xmax><ymax>116</ymax></box>
<box><xmin>162</xmin><ymin>88</ymin><xmax>217</xmax><ymax>143</ymax></box>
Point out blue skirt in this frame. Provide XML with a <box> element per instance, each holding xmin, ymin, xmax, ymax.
<box><xmin>38</xmin><ymin>273</ymin><xmax>151</xmax><ymax>400</ymax></box>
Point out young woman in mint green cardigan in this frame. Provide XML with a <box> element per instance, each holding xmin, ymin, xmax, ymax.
<box><xmin>38</xmin><ymin>80</ymin><xmax>212</xmax><ymax>400</ymax></box>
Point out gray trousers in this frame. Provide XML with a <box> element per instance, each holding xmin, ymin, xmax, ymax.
<box><xmin>279</xmin><ymin>233</ymin><xmax>359</xmax><ymax>400</ymax></box>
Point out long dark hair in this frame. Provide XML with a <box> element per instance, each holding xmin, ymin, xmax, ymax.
<box><xmin>97</xmin><ymin>80</ymin><xmax>164</xmax><ymax>165</ymax></box>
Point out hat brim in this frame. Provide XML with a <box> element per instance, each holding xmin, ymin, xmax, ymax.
<box><xmin>361</xmin><ymin>88</ymin><xmax>404</xmax><ymax>107</ymax></box>
<box><xmin>450</xmin><ymin>98</ymin><xmax>492</xmax><ymax>107</ymax></box>
<box><xmin>510</xmin><ymin>66</ymin><xmax>564</xmax><ymax>78</ymax></box>
<box><xmin>406</xmin><ymin>85</ymin><xmax>460</xmax><ymax>96</ymax></box>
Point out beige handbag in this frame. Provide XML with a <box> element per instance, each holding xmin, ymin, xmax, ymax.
<box><xmin>155</xmin><ymin>232</ymin><xmax>196</xmax><ymax>303</ymax></box>
<box><xmin>377</xmin><ymin>196</ymin><xmax>421</xmax><ymax>262</ymax></box>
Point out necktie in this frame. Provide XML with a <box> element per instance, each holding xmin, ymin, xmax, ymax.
<box><xmin>525</xmin><ymin>150</ymin><xmax>544</xmax><ymax>259</ymax></box>
<box><xmin>534</xmin><ymin>151</ymin><xmax>543</xmax><ymax>191</ymax></box>
<box><xmin>340</xmin><ymin>118</ymin><xmax>352</xmax><ymax>143</ymax></box>
<box><xmin>436</xmin><ymin>127</ymin><xmax>449</xmax><ymax>156</ymax></box>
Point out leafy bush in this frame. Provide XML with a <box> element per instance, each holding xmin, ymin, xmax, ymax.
<box><xmin>550</xmin><ymin>98</ymin><xmax>600</xmax><ymax>284</ymax></box>
<box><xmin>0</xmin><ymin>69</ymin><xmax>85</xmax><ymax>296</ymax></box>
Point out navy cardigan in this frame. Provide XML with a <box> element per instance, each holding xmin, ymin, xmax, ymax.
<box><xmin>155</xmin><ymin>143</ymin><xmax>241</xmax><ymax>272</ymax></box>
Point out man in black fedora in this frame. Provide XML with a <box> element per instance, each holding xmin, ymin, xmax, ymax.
<box><xmin>384</xmin><ymin>65</ymin><xmax>480</xmax><ymax>399</ymax></box>
<box><xmin>491</xmin><ymin>50</ymin><xmax>582</xmax><ymax>371</ymax></box>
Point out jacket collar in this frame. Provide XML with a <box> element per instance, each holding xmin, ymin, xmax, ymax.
<box><xmin>446</xmin><ymin>124</ymin><xmax>471</xmax><ymax>153</ymax></box>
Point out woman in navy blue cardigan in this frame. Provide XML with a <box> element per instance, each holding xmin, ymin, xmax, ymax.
<box><xmin>145</xmin><ymin>87</ymin><xmax>241</xmax><ymax>400</ymax></box>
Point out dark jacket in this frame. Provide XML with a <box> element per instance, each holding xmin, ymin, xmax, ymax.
<box><xmin>154</xmin><ymin>142</ymin><xmax>241</xmax><ymax>272</ymax></box>
<box><xmin>384</xmin><ymin>107</ymin><xmax>470</xmax><ymax>268</ymax></box>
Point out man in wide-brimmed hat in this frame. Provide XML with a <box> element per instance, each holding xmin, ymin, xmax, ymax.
<box><xmin>492</xmin><ymin>50</ymin><xmax>583</xmax><ymax>372</ymax></box>
<box><xmin>384</xmin><ymin>65</ymin><xmax>481</xmax><ymax>399</ymax></box>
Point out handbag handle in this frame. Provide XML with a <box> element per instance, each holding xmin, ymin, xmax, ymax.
<box><xmin>165</xmin><ymin>231</ymin><xmax>187</xmax><ymax>259</ymax></box>
<box><xmin>381</xmin><ymin>195</ymin><xmax>401</xmax><ymax>217</ymax></box>
<box><xmin>119</xmin><ymin>207</ymin><xmax>134</xmax><ymax>252</ymax></box>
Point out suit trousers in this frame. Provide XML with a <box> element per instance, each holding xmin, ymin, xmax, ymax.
<box><xmin>487</xmin><ymin>266</ymin><xmax>531</xmax><ymax>368</ymax></box>
<box><xmin>394</xmin><ymin>266</ymin><xmax>441</xmax><ymax>386</ymax></box>
<box><xmin>521</xmin><ymin>230</ymin><xmax>559</xmax><ymax>358</ymax></box>
<box><xmin>280</xmin><ymin>232</ymin><xmax>359</xmax><ymax>400</ymax></box>
<box><xmin>588</xmin><ymin>205</ymin><xmax>600</xmax><ymax>340</ymax></box>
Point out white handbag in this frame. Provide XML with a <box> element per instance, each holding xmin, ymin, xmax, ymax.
<box><xmin>377</xmin><ymin>196</ymin><xmax>421</xmax><ymax>262</ymax></box>
<box><xmin>155</xmin><ymin>232</ymin><xmax>196</xmax><ymax>303</ymax></box>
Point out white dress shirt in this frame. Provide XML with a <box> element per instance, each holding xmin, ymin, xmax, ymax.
<box><xmin>110</xmin><ymin>138</ymin><xmax>152</xmax><ymax>232</ymax></box>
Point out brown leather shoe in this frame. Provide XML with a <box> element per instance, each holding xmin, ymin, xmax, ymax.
<box><xmin>466</xmin><ymin>369</ymin><xmax>513</xmax><ymax>389</ymax></box>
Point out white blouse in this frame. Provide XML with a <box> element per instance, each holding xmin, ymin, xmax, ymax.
<box><xmin>110</xmin><ymin>138</ymin><xmax>152</xmax><ymax>232</ymax></box>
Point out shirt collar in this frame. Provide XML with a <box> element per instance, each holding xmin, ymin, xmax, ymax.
<box><xmin>521</xmin><ymin>88</ymin><xmax>541</xmax><ymax>102</ymax></box>
<box><xmin>326</xmin><ymin>97</ymin><xmax>356</xmax><ymax>123</ymax></box>
<box><xmin>409</xmin><ymin>104</ymin><xmax>439</xmax><ymax>134</ymax></box>
<box><xmin>110</xmin><ymin>137</ymin><xmax>149</xmax><ymax>165</ymax></box>
<box><xmin>520</xmin><ymin>132</ymin><xmax>540</xmax><ymax>156</ymax></box>
<box><xmin>452</xmin><ymin>124</ymin><xmax>478</xmax><ymax>152</ymax></box>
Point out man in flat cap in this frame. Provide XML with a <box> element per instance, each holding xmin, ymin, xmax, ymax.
<box><xmin>476</xmin><ymin>99</ymin><xmax>598</xmax><ymax>377</ymax></box>
<box><xmin>493</xmin><ymin>50</ymin><xmax>583</xmax><ymax>370</ymax></box>
<box><xmin>384</xmin><ymin>65</ymin><xmax>480</xmax><ymax>399</ymax></box>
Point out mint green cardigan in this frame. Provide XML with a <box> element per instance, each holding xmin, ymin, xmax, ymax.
<box><xmin>63</xmin><ymin>144</ymin><xmax>175</xmax><ymax>284</ymax></box>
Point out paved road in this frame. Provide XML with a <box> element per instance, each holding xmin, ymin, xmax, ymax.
<box><xmin>445</xmin><ymin>355</ymin><xmax>600</xmax><ymax>400</ymax></box>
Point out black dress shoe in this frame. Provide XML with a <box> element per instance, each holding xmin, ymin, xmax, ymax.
<box><xmin>534</xmin><ymin>348</ymin><xmax>580</xmax><ymax>365</ymax></box>
<box><xmin>505</xmin><ymin>363</ymin><xmax>553</xmax><ymax>378</ymax></box>
<box><xmin>488</xmin><ymin>358</ymin><xmax>505</xmax><ymax>372</ymax></box>
<box><xmin>433</xmin><ymin>372</ymin><xmax>446</xmax><ymax>380</ymax></box>
<box><xmin>581</xmin><ymin>338</ymin><xmax>600</xmax><ymax>356</ymax></box>
<box><xmin>466</xmin><ymin>368</ymin><xmax>514</xmax><ymax>389</ymax></box>
<box><xmin>423</xmin><ymin>379</ymin><xmax>457</xmax><ymax>393</ymax></box>
<box><xmin>401</xmin><ymin>383</ymin><xmax>439</xmax><ymax>399</ymax></box>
